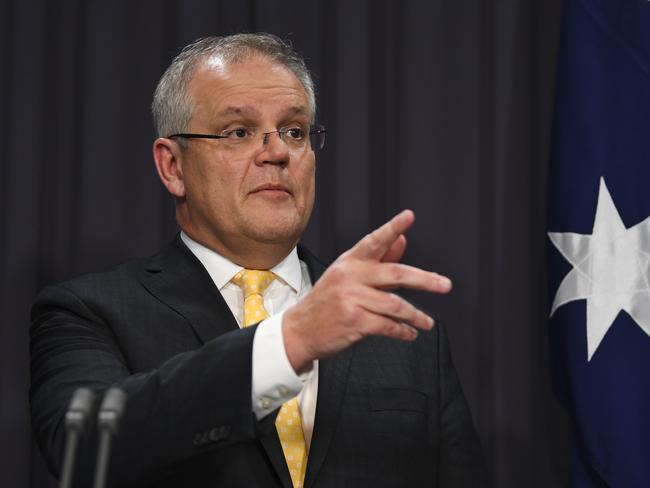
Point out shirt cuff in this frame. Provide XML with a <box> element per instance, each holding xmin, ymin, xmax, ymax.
<box><xmin>251</xmin><ymin>311</ymin><xmax>310</xmax><ymax>419</ymax></box>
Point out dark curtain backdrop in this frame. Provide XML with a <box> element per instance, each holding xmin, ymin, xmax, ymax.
<box><xmin>0</xmin><ymin>0</ymin><xmax>569</xmax><ymax>487</ymax></box>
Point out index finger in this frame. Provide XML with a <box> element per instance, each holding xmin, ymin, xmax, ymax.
<box><xmin>348</xmin><ymin>210</ymin><xmax>415</xmax><ymax>261</ymax></box>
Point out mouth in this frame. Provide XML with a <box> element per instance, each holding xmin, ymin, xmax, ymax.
<box><xmin>250</xmin><ymin>183</ymin><xmax>292</xmax><ymax>196</ymax></box>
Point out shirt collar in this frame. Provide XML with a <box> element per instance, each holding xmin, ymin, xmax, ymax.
<box><xmin>180</xmin><ymin>231</ymin><xmax>303</xmax><ymax>293</ymax></box>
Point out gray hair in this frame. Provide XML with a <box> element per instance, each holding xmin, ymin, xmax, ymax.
<box><xmin>152</xmin><ymin>33</ymin><xmax>316</xmax><ymax>138</ymax></box>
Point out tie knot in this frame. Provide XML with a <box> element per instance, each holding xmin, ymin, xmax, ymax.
<box><xmin>231</xmin><ymin>269</ymin><xmax>276</xmax><ymax>299</ymax></box>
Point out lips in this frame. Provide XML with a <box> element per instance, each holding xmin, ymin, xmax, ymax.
<box><xmin>250</xmin><ymin>183</ymin><xmax>292</xmax><ymax>195</ymax></box>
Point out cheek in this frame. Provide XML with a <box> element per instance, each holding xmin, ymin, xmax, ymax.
<box><xmin>304</xmin><ymin>174</ymin><xmax>316</xmax><ymax>210</ymax></box>
<box><xmin>296</xmin><ymin>160</ymin><xmax>316</xmax><ymax>208</ymax></box>
<box><xmin>190</xmin><ymin>159</ymin><xmax>241</xmax><ymax>205</ymax></box>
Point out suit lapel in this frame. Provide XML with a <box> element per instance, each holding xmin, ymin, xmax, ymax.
<box><xmin>297</xmin><ymin>247</ymin><xmax>356</xmax><ymax>488</ymax></box>
<box><xmin>139</xmin><ymin>236</ymin><xmax>239</xmax><ymax>343</ymax></box>
<box><xmin>259</xmin><ymin>429</ymin><xmax>293</xmax><ymax>488</ymax></box>
<box><xmin>304</xmin><ymin>348</ymin><xmax>354</xmax><ymax>488</ymax></box>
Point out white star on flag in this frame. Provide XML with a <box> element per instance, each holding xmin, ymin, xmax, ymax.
<box><xmin>548</xmin><ymin>177</ymin><xmax>650</xmax><ymax>360</ymax></box>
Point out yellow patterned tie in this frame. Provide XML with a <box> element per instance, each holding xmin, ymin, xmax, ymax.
<box><xmin>231</xmin><ymin>270</ymin><xmax>308</xmax><ymax>488</ymax></box>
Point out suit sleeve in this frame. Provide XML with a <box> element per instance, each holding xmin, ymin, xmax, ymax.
<box><xmin>30</xmin><ymin>283</ymin><xmax>276</xmax><ymax>487</ymax></box>
<box><xmin>436</xmin><ymin>323</ymin><xmax>489</xmax><ymax>487</ymax></box>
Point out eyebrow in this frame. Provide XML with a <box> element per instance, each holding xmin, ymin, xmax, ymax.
<box><xmin>217</xmin><ymin>105</ymin><xmax>311</xmax><ymax>119</ymax></box>
<box><xmin>218</xmin><ymin>106</ymin><xmax>260</xmax><ymax>118</ymax></box>
<box><xmin>282</xmin><ymin>106</ymin><xmax>310</xmax><ymax>118</ymax></box>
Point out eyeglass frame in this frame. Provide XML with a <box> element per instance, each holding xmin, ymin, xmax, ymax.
<box><xmin>167</xmin><ymin>124</ymin><xmax>327</xmax><ymax>152</ymax></box>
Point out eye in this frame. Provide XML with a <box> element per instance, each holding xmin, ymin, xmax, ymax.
<box><xmin>284</xmin><ymin>127</ymin><xmax>305</xmax><ymax>140</ymax></box>
<box><xmin>223</xmin><ymin>127</ymin><xmax>252</xmax><ymax>140</ymax></box>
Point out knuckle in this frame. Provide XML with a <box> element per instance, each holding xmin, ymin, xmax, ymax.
<box><xmin>335</xmin><ymin>283</ymin><xmax>355</xmax><ymax>304</ymax></box>
<box><xmin>358</xmin><ymin>320</ymin><xmax>369</xmax><ymax>337</ymax></box>
<box><xmin>386</xmin><ymin>321</ymin><xmax>403</xmax><ymax>338</ymax></box>
<box><xmin>377</xmin><ymin>317</ymin><xmax>395</xmax><ymax>336</ymax></box>
<box><xmin>347</xmin><ymin>304</ymin><xmax>362</xmax><ymax>323</ymax></box>
<box><xmin>388</xmin><ymin>294</ymin><xmax>403</xmax><ymax>315</ymax></box>
<box><xmin>346</xmin><ymin>330</ymin><xmax>363</xmax><ymax>344</ymax></box>
<box><xmin>365</xmin><ymin>233</ymin><xmax>381</xmax><ymax>253</ymax></box>
<box><xmin>327</xmin><ymin>263</ymin><xmax>351</xmax><ymax>286</ymax></box>
<box><xmin>339</xmin><ymin>249</ymin><xmax>352</xmax><ymax>260</ymax></box>
<box><xmin>329</xmin><ymin>263</ymin><xmax>345</xmax><ymax>279</ymax></box>
<box><xmin>396</xmin><ymin>322</ymin><xmax>416</xmax><ymax>340</ymax></box>
<box><xmin>389</xmin><ymin>263</ymin><xmax>405</xmax><ymax>283</ymax></box>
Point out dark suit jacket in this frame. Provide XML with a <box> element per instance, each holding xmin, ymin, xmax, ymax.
<box><xmin>30</xmin><ymin>236</ymin><xmax>486</xmax><ymax>487</ymax></box>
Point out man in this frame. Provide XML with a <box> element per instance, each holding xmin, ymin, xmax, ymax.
<box><xmin>30</xmin><ymin>33</ymin><xmax>486</xmax><ymax>487</ymax></box>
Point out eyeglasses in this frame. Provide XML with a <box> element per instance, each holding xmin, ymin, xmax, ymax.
<box><xmin>168</xmin><ymin>125</ymin><xmax>326</xmax><ymax>154</ymax></box>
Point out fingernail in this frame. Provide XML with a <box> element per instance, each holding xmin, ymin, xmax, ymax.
<box><xmin>396</xmin><ymin>210</ymin><xmax>407</xmax><ymax>221</ymax></box>
<box><xmin>439</xmin><ymin>277</ymin><xmax>452</xmax><ymax>291</ymax></box>
<box><xmin>428</xmin><ymin>316</ymin><xmax>435</xmax><ymax>328</ymax></box>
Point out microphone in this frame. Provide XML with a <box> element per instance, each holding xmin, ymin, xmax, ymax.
<box><xmin>92</xmin><ymin>387</ymin><xmax>127</xmax><ymax>488</ymax></box>
<box><xmin>59</xmin><ymin>388</ymin><xmax>95</xmax><ymax>488</ymax></box>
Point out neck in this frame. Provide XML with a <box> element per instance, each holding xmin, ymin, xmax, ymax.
<box><xmin>181</xmin><ymin>228</ymin><xmax>295</xmax><ymax>270</ymax></box>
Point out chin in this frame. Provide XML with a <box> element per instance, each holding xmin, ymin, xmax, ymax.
<box><xmin>240</xmin><ymin>199</ymin><xmax>313</xmax><ymax>243</ymax></box>
<box><xmin>251</xmin><ymin>225</ymin><xmax>301</xmax><ymax>245</ymax></box>
<box><xmin>244</xmin><ymin>215</ymin><xmax>305</xmax><ymax>245</ymax></box>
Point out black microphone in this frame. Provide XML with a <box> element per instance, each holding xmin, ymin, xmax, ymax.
<box><xmin>92</xmin><ymin>387</ymin><xmax>127</xmax><ymax>488</ymax></box>
<box><xmin>59</xmin><ymin>388</ymin><xmax>95</xmax><ymax>488</ymax></box>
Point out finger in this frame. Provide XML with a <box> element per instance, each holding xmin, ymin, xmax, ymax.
<box><xmin>362</xmin><ymin>262</ymin><xmax>453</xmax><ymax>294</ymax></box>
<box><xmin>359</xmin><ymin>313</ymin><xmax>419</xmax><ymax>342</ymax></box>
<box><xmin>381</xmin><ymin>234</ymin><xmax>407</xmax><ymax>263</ymax></box>
<box><xmin>359</xmin><ymin>288</ymin><xmax>434</xmax><ymax>331</ymax></box>
<box><xmin>348</xmin><ymin>209</ymin><xmax>415</xmax><ymax>261</ymax></box>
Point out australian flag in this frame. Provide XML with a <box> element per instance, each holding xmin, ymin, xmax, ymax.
<box><xmin>547</xmin><ymin>0</ymin><xmax>650</xmax><ymax>486</ymax></box>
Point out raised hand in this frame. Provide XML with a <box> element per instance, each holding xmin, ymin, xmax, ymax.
<box><xmin>282</xmin><ymin>210</ymin><xmax>452</xmax><ymax>373</ymax></box>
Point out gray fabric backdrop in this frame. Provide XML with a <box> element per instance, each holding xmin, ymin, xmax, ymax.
<box><xmin>0</xmin><ymin>0</ymin><xmax>569</xmax><ymax>486</ymax></box>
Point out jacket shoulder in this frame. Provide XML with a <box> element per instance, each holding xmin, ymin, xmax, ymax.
<box><xmin>31</xmin><ymin>237</ymin><xmax>192</xmax><ymax>315</ymax></box>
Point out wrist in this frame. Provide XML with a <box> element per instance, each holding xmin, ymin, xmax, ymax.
<box><xmin>282</xmin><ymin>306</ymin><xmax>313</xmax><ymax>375</ymax></box>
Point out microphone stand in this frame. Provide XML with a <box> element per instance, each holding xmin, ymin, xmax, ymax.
<box><xmin>92</xmin><ymin>387</ymin><xmax>127</xmax><ymax>488</ymax></box>
<box><xmin>59</xmin><ymin>388</ymin><xmax>95</xmax><ymax>488</ymax></box>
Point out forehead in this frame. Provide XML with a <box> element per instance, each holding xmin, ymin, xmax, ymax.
<box><xmin>187</xmin><ymin>56</ymin><xmax>311</xmax><ymax>122</ymax></box>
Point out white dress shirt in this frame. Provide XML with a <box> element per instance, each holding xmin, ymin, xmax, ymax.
<box><xmin>180</xmin><ymin>232</ymin><xmax>319</xmax><ymax>449</ymax></box>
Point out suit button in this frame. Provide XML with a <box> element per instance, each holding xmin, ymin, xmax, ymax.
<box><xmin>259</xmin><ymin>397</ymin><xmax>272</xmax><ymax>410</ymax></box>
<box><xmin>278</xmin><ymin>385</ymin><xmax>290</xmax><ymax>397</ymax></box>
<box><xmin>192</xmin><ymin>432</ymin><xmax>207</xmax><ymax>447</ymax></box>
<box><xmin>209</xmin><ymin>425</ymin><xmax>231</xmax><ymax>442</ymax></box>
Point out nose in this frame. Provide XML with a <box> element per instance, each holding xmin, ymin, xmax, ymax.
<box><xmin>256</xmin><ymin>130</ymin><xmax>289</xmax><ymax>166</ymax></box>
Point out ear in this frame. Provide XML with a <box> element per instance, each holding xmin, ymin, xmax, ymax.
<box><xmin>153</xmin><ymin>138</ymin><xmax>186</xmax><ymax>197</ymax></box>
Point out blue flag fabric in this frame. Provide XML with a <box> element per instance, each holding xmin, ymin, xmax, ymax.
<box><xmin>548</xmin><ymin>0</ymin><xmax>650</xmax><ymax>486</ymax></box>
